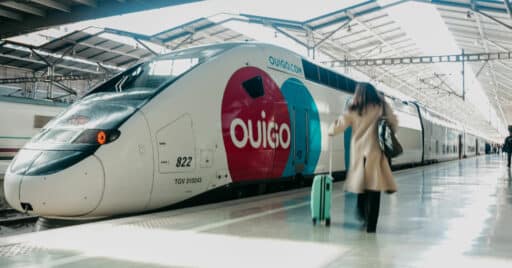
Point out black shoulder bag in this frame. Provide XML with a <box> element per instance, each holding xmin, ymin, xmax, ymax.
<box><xmin>377</xmin><ymin>104</ymin><xmax>403</xmax><ymax>159</ymax></box>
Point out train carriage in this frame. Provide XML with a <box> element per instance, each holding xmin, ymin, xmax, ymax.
<box><xmin>419</xmin><ymin>107</ymin><xmax>463</xmax><ymax>163</ymax></box>
<box><xmin>464</xmin><ymin>132</ymin><xmax>477</xmax><ymax>158</ymax></box>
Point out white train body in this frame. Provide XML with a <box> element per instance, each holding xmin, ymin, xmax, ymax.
<box><xmin>4</xmin><ymin>43</ymin><xmax>488</xmax><ymax>219</ymax></box>
<box><xmin>420</xmin><ymin>107</ymin><xmax>463</xmax><ymax>162</ymax></box>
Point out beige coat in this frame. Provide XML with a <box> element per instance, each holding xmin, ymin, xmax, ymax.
<box><xmin>330</xmin><ymin>102</ymin><xmax>398</xmax><ymax>193</ymax></box>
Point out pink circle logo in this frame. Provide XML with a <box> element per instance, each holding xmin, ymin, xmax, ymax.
<box><xmin>221</xmin><ymin>67</ymin><xmax>291</xmax><ymax>182</ymax></box>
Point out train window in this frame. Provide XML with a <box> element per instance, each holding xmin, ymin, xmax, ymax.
<box><xmin>242</xmin><ymin>76</ymin><xmax>265</xmax><ymax>98</ymax></box>
<box><xmin>88</xmin><ymin>46</ymin><xmax>226</xmax><ymax>96</ymax></box>
<box><xmin>92</xmin><ymin>59</ymin><xmax>196</xmax><ymax>94</ymax></box>
<box><xmin>346</xmin><ymin>79</ymin><xmax>356</xmax><ymax>93</ymax></box>
<box><xmin>319</xmin><ymin>67</ymin><xmax>328</xmax><ymax>85</ymax></box>
<box><xmin>301</xmin><ymin>59</ymin><xmax>356</xmax><ymax>94</ymax></box>
<box><xmin>336</xmin><ymin>75</ymin><xmax>346</xmax><ymax>90</ymax></box>
<box><xmin>327</xmin><ymin>70</ymin><xmax>337</xmax><ymax>88</ymax></box>
<box><xmin>337</xmin><ymin>74</ymin><xmax>357</xmax><ymax>94</ymax></box>
<box><xmin>302</xmin><ymin>60</ymin><xmax>319</xmax><ymax>82</ymax></box>
<box><xmin>34</xmin><ymin>115</ymin><xmax>54</xmax><ymax>129</ymax></box>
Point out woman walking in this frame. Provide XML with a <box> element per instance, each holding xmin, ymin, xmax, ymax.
<box><xmin>329</xmin><ymin>82</ymin><xmax>398</xmax><ymax>233</ymax></box>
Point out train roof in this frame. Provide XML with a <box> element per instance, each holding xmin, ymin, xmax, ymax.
<box><xmin>0</xmin><ymin>95</ymin><xmax>68</xmax><ymax>107</ymax></box>
<box><xmin>153</xmin><ymin>41</ymin><xmax>321</xmax><ymax>65</ymax></box>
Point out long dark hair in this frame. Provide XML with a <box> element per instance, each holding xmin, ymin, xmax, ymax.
<box><xmin>349</xmin><ymin>82</ymin><xmax>383</xmax><ymax>116</ymax></box>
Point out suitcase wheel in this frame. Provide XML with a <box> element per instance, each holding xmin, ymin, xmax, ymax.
<box><xmin>312</xmin><ymin>218</ymin><xmax>317</xmax><ymax>225</ymax></box>
<box><xmin>326</xmin><ymin>218</ymin><xmax>331</xmax><ymax>227</ymax></box>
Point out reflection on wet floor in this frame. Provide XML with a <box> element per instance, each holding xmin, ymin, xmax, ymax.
<box><xmin>0</xmin><ymin>155</ymin><xmax>511</xmax><ymax>267</ymax></box>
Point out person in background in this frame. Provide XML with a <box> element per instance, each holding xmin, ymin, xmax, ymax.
<box><xmin>503</xmin><ymin>126</ymin><xmax>512</xmax><ymax>168</ymax></box>
<box><xmin>329</xmin><ymin>82</ymin><xmax>398</xmax><ymax>233</ymax></box>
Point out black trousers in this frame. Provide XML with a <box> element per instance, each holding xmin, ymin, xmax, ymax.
<box><xmin>357</xmin><ymin>191</ymin><xmax>381</xmax><ymax>232</ymax></box>
<box><xmin>507</xmin><ymin>152</ymin><xmax>511</xmax><ymax>167</ymax></box>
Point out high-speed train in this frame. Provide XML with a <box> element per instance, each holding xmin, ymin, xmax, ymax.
<box><xmin>4</xmin><ymin>42</ymin><xmax>488</xmax><ymax>219</ymax></box>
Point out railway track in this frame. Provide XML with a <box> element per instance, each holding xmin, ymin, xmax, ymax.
<box><xmin>0</xmin><ymin>208</ymin><xmax>38</xmax><ymax>226</ymax></box>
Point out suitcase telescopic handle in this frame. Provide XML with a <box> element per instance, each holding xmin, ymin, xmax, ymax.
<box><xmin>329</xmin><ymin>135</ymin><xmax>333</xmax><ymax>176</ymax></box>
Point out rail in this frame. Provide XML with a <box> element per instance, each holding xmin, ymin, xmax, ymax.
<box><xmin>0</xmin><ymin>208</ymin><xmax>38</xmax><ymax>226</ymax></box>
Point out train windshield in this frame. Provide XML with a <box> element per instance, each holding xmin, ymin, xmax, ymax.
<box><xmin>26</xmin><ymin>45</ymin><xmax>232</xmax><ymax>148</ymax></box>
<box><xmin>88</xmin><ymin>46</ymin><xmax>226</xmax><ymax>95</ymax></box>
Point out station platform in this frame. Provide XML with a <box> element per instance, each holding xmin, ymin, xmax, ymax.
<box><xmin>0</xmin><ymin>155</ymin><xmax>511</xmax><ymax>267</ymax></box>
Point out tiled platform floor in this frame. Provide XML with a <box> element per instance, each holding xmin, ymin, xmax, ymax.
<box><xmin>1</xmin><ymin>155</ymin><xmax>511</xmax><ymax>267</ymax></box>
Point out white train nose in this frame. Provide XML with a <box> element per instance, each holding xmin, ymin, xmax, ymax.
<box><xmin>6</xmin><ymin>155</ymin><xmax>105</xmax><ymax>217</ymax></box>
<box><xmin>4</xmin><ymin>172</ymin><xmax>23</xmax><ymax>211</ymax></box>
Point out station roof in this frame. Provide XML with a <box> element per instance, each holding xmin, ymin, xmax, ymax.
<box><xmin>0</xmin><ymin>23</ymin><xmax>180</xmax><ymax>83</ymax></box>
<box><xmin>38</xmin><ymin>27</ymin><xmax>154</xmax><ymax>68</ymax></box>
<box><xmin>0</xmin><ymin>40</ymin><xmax>112</xmax><ymax>76</ymax></box>
<box><xmin>1</xmin><ymin>0</ymin><xmax>511</xmax><ymax>139</ymax></box>
<box><xmin>427</xmin><ymin>0</ymin><xmax>512</xmax><ymax>129</ymax></box>
<box><xmin>0</xmin><ymin>0</ymin><xmax>200</xmax><ymax>39</ymax></box>
<box><xmin>151</xmin><ymin>17</ymin><xmax>254</xmax><ymax>50</ymax></box>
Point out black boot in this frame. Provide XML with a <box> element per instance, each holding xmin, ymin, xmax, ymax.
<box><xmin>366</xmin><ymin>191</ymin><xmax>381</xmax><ymax>233</ymax></box>
<box><xmin>356</xmin><ymin>193</ymin><xmax>367</xmax><ymax>223</ymax></box>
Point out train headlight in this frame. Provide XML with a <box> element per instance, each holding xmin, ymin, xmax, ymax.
<box><xmin>97</xmin><ymin>131</ymin><xmax>107</xmax><ymax>145</ymax></box>
<box><xmin>73</xmin><ymin>129</ymin><xmax>121</xmax><ymax>145</ymax></box>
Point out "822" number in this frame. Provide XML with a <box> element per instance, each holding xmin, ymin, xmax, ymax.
<box><xmin>176</xmin><ymin>156</ymin><xmax>192</xmax><ymax>168</ymax></box>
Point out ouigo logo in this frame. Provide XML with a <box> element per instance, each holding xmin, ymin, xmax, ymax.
<box><xmin>229</xmin><ymin>110</ymin><xmax>291</xmax><ymax>150</ymax></box>
<box><xmin>221</xmin><ymin>67</ymin><xmax>291</xmax><ymax>181</ymax></box>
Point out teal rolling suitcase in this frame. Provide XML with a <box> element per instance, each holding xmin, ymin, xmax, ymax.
<box><xmin>310</xmin><ymin>136</ymin><xmax>333</xmax><ymax>226</ymax></box>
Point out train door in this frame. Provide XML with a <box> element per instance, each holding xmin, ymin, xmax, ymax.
<box><xmin>155</xmin><ymin>114</ymin><xmax>201</xmax><ymax>199</ymax></box>
<box><xmin>458</xmin><ymin>134</ymin><xmax>463</xmax><ymax>159</ymax></box>
<box><xmin>156</xmin><ymin>114</ymin><xmax>196</xmax><ymax>174</ymax></box>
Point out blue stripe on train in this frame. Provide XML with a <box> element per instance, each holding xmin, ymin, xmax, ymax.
<box><xmin>280</xmin><ymin>78</ymin><xmax>321</xmax><ymax>177</ymax></box>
